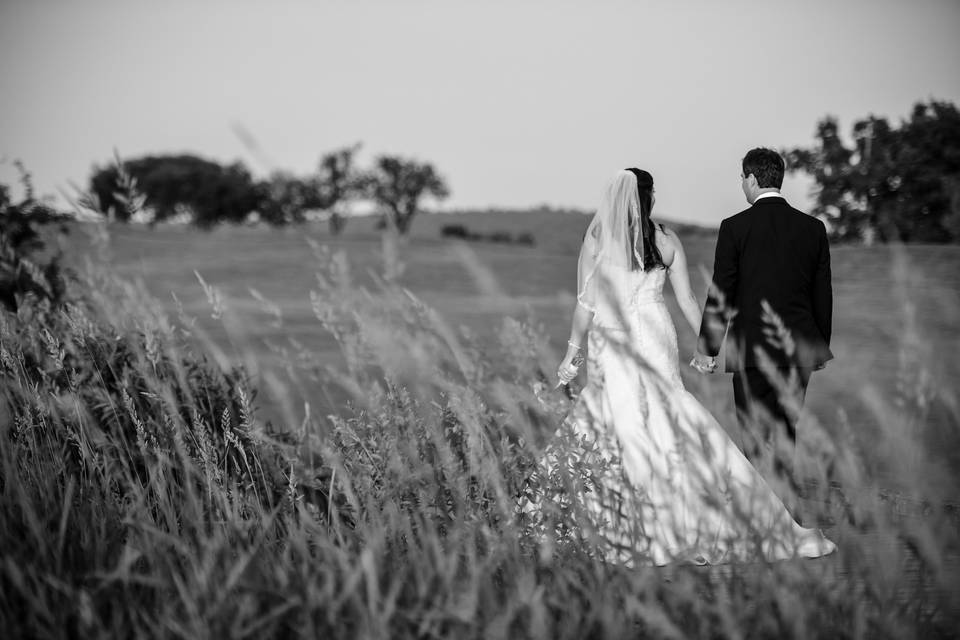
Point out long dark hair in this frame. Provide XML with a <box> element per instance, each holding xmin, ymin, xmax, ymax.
<box><xmin>625</xmin><ymin>167</ymin><xmax>665</xmax><ymax>270</ymax></box>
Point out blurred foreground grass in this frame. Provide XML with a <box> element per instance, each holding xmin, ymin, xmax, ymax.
<box><xmin>0</xmin><ymin>213</ymin><xmax>957</xmax><ymax>638</ymax></box>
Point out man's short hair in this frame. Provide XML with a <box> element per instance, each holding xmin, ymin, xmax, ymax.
<box><xmin>742</xmin><ymin>148</ymin><xmax>785</xmax><ymax>189</ymax></box>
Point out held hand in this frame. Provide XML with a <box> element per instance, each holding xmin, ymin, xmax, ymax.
<box><xmin>690</xmin><ymin>352</ymin><xmax>718</xmax><ymax>374</ymax></box>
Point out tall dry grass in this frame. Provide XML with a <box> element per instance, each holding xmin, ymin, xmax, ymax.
<box><xmin>1</xmin><ymin>220</ymin><xmax>958</xmax><ymax>638</ymax></box>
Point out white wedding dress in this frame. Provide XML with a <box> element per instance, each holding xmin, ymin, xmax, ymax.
<box><xmin>561</xmin><ymin>262</ymin><xmax>836</xmax><ymax>565</ymax></box>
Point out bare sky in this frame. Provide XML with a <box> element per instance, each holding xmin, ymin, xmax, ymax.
<box><xmin>2</xmin><ymin>0</ymin><xmax>959</xmax><ymax>225</ymax></box>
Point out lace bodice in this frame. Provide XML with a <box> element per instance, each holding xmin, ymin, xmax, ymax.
<box><xmin>587</xmin><ymin>264</ymin><xmax>667</xmax><ymax>330</ymax></box>
<box><xmin>627</xmin><ymin>266</ymin><xmax>667</xmax><ymax>307</ymax></box>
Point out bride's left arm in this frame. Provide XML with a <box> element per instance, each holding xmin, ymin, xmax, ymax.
<box><xmin>559</xmin><ymin>303</ymin><xmax>593</xmax><ymax>376</ymax></box>
<box><xmin>665</xmin><ymin>229</ymin><xmax>704</xmax><ymax>336</ymax></box>
<box><xmin>558</xmin><ymin>234</ymin><xmax>598</xmax><ymax>384</ymax></box>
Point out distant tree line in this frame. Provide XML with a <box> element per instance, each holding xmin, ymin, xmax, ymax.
<box><xmin>784</xmin><ymin>99</ymin><xmax>960</xmax><ymax>243</ymax></box>
<box><xmin>86</xmin><ymin>145</ymin><xmax>449</xmax><ymax>235</ymax></box>
<box><xmin>71</xmin><ymin>98</ymin><xmax>960</xmax><ymax>243</ymax></box>
<box><xmin>440</xmin><ymin>224</ymin><xmax>535</xmax><ymax>246</ymax></box>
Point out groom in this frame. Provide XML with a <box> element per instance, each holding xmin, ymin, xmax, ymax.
<box><xmin>693</xmin><ymin>147</ymin><xmax>833</xmax><ymax>490</ymax></box>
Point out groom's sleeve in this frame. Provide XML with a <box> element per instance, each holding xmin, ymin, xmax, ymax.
<box><xmin>811</xmin><ymin>221</ymin><xmax>833</xmax><ymax>346</ymax></box>
<box><xmin>698</xmin><ymin>219</ymin><xmax>738</xmax><ymax>357</ymax></box>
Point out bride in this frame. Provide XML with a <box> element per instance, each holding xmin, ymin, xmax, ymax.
<box><xmin>551</xmin><ymin>168</ymin><xmax>835</xmax><ymax>565</ymax></box>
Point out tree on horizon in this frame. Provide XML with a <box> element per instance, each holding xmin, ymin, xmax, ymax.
<box><xmin>784</xmin><ymin>99</ymin><xmax>960</xmax><ymax>243</ymax></box>
<box><xmin>89</xmin><ymin>154</ymin><xmax>260</xmax><ymax>228</ymax></box>
<box><xmin>362</xmin><ymin>155</ymin><xmax>450</xmax><ymax>235</ymax></box>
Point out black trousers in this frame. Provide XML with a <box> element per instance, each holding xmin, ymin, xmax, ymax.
<box><xmin>732</xmin><ymin>367</ymin><xmax>812</xmax><ymax>480</ymax></box>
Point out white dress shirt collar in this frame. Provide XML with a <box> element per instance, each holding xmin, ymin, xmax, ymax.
<box><xmin>753</xmin><ymin>191</ymin><xmax>783</xmax><ymax>203</ymax></box>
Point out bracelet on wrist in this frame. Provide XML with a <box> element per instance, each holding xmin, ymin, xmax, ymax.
<box><xmin>567</xmin><ymin>341</ymin><xmax>582</xmax><ymax>351</ymax></box>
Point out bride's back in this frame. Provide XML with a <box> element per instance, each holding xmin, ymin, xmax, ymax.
<box><xmin>590</xmin><ymin>261</ymin><xmax>668</xmax><ymax>329</ymax></box>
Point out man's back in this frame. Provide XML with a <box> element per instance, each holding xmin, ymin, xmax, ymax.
<box><xmin>707</xmin><ymin>196</ymin><xmax>833</xmax><ymax>371</ymax></box>
<box><xmin>695</xmin><ymin>147</ymin><xmax>835</xmax><ymax>490</ymax></box>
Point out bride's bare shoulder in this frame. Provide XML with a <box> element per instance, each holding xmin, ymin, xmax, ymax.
<box><xmin>656</xmin><ymin>224</ymin><xmax>679</xmax><ymax>265</ymax></box>
<box><xmin>657</xmin><ymin>224</ymin><xmax>677</xmax><ymax>239</ymax></box>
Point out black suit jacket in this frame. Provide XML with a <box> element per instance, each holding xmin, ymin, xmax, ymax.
<box><xmin>698</xmin><ymin>196</ymin><xmax>834</xmax><ymax>372</ymax></box>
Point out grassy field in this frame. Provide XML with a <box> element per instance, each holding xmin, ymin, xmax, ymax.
<box><xmin>62</xmin><ymin>210</ymin><xmax>960</xmax><ymax>484</ymax></box>
<box><xmin>2</xmin><ymin>210</ymin><xmax>957</xmax><ymax>637</ymax></box>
